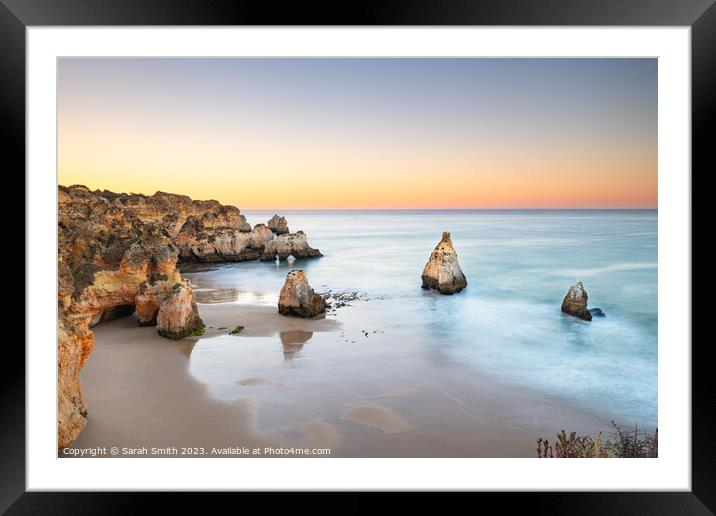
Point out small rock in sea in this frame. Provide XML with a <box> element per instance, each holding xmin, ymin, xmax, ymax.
<box><xmin>561</xmin><ymin>281</ymin><xmax>592</xmax><ymax>321</ymax></box>
<box><xmin>278</xmin><ymin>270</ymin><xmax>327</xmax><ymax>318</ymax></box>
<box><xmin>421</xmin><ymin>232</ymin><xmax>467</xmax><ymax>294</ymax></box>
<box><xmin>267</xmin><ymin>214</ymin><xmax>290</xmax><ymax>235</ymax></box>
<box><xmin>588</xmin><ymin>307</ymin><xmax>606</xmax><ymax>318</ymax></box>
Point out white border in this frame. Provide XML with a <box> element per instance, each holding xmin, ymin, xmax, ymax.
<box><xmin>27</xmin><ymin>27</ymin><xmax>691</xmax><ymax>491</ymax></box>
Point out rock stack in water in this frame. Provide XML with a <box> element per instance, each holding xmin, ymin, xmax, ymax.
<box><xmin>278</xmin><ymin>270</ymin><xmax>327</xmax><ymax>318</ymax></box>
<box><xmin>261</xmin><ymin>231</ymin><xmax>323</xmax><ymax>261</ymax></box>
<box><xmin>561</xmin><ymin>281</ymin><xmax>592</xmax><ymax>321</ymax></box>
<box><xmin>267</xmin><ymin>214</ymin><xmax>289</xmax><ymax>235</ymax></box>
<box><xmin>421</xmin><ymin>232</ymin><xmax>468</xmax><ymax>295</ymax></box>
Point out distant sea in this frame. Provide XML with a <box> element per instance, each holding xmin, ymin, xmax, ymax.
<box><xmin>186</xmin><ymin>210</ymin><xmax>658</xmax><ymax>429</ymax></box>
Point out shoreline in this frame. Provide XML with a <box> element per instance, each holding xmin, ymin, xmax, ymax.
<box><xmin>67</xmin><ymin>301</ymin><xmax>627</xmax><ymax>458</ymax></box>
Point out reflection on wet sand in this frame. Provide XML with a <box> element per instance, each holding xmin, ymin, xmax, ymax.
<box><xmin>192</xmin><ymin>287</ymin><xmax>241</xmax><ymax>304</ymax></box>
<box><xmin>79</xmin><ymin>302</ymin><xmax>615</xmax><ymax>458</ymax></box>
<box><xmin>195</xmin><ymin>288</ymin><xmax>276</xmax><ymax>306</ymax></box>
<box><xmin>71</xmin><ymin>316</ymin><xmax>291</xmax><ymax>456</ymax></box>
<box><xmin>187</xmin><ymin>275</ymin><xmax>279</xmax><ymax>306</ymax></box>
<box><xmin>280</xmin><ymin>331</ymin><xmax>313</xmax><ymax>360</ymax></box>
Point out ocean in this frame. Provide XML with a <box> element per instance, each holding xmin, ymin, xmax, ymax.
<box><xmin>183</xmin><ymin>209</ymin><xmax>658</xmax><ymax>434</ymax></box>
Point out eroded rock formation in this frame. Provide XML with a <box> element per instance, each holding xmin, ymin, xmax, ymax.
<box><xmin>174</xmin><ymin>214</ymin><xmax>319</xmax><ymax>263</ymax></box>
<box><xmin>250</xmin><ymin>224</ymin><xmax>275</xmax><ymax>250</ymax></box>
<box><xmin>57</xmin><ymin>211</ymin><xmax>204</xmax><ymax>447</ymax></box>
<box><xmin>59</xmin><ymin>185</ymin><xmax>320</xmax><ymax>264</ymax></box>
<box><xmin>421</xmin><ymin>232</ymin><xmax>468</xmax><ymax>295</ymax></box>
<box><xmin>57</xmin><ymin>185</ymin><xmax>321</xmax><ymax>447</ymax></box>
<box><xmin>57</xmin><ymin>261</ymin><xmax>95</xmax><ymax>449</ymax></box>
<box><xmin>561</xmin><ymin>281</ymin><xmax>592</xmax><ymax>321</ymax></box>
<box><xmin>278</xmin><ymin>270</ymin><xmax>327</xmax><ymax>318</ymax></box>
<box><xmin>261</xmin><ymin>231</ymin><xmax>322</xmax><ymax>261</ymax></box>
<box><xmin>267</xmin><ymin>214</ymin><xmax>289</xmax><ymax>235</ymax></box>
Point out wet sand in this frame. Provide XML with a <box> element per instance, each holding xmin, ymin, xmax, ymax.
<box><xmin>68</xmin><ymin>300</ymin><xmax>614</xmax><ymax>458</ymax></box>
<box><xmin>341</xmin><ymin>403</ymin><xmax>415</xmax><ymax>434</ymax></box>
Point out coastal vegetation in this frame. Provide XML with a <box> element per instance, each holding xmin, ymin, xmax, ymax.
<box><xmin>189</xmin><ymin>322</ymin><xmax>206</xmax><ymax>337</ymax></box>
<box><xmin>537</xmin><ymin>421</ymin><xmax>658</xmax><ymax>458</ymax></box>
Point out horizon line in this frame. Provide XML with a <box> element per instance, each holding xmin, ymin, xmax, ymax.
<box><xmin>238</xmin><ymin>207</ymin><xmax>658</xmax><ymax>211</ymax></box>
<box><xmin>57</xmin><ymin>185</ymin><xmax>656</xmax><ymax>211</ymax></box>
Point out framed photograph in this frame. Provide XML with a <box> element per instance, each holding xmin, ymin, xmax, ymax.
<box><xmin>6</xmin><ymin>0</ymin><xmax>711</xmax><ymax>512</ymax></box>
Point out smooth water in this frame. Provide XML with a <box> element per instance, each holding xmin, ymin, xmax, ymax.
<box><xmin>187</xmin><ymin>210</ymin><xmax>657</xmax><ymax>429</ymax></box>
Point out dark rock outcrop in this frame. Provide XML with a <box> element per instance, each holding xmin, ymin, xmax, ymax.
<box><xmin>588</xmin><ymin>307</ymin><xmax>606</xmax><ymax>318</ymax></box>
<box><xmin>278</xmin><ymin>270</ymin><xmax>327</xmax><ymax>318</ymax></box>
<box><xmin>421</xmin><ymin>232</ymin><xmax>467</xmax><ymax>294</ymax></box>
<box><xmin>561</xmin><ymin>281</ymin><xmax>592</xmax><ymax>321</ymax></box>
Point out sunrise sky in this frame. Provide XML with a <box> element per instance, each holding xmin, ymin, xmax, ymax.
<box><xmin>58</xmin><ymin>58</ymin><xmax>657</xmax><ymax>210</ymax></box>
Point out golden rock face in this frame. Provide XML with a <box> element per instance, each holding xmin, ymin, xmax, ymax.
<box><xmin>421</xmin><ymin>232</ymin><xmax>468</xmax><ymax>295</ymax></box>
<box><xmin>57</xmin><ymin>314</ymin><xmax>94</xmax><ymax>448</ymax></box>
<box><xmin>56</xmin><ymin>186</ymin><xmax>208</xmax><ymax>448</ymax></box>
<box><xmin>56</xmin><ymin>186</ymin><xmax>322</xmax><ymax>448</ymax></box>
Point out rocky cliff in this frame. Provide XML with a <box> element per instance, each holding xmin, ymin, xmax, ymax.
<box><xmin>57</xmin><ymin>185</ymin><xmax>321</xmax><ymax>447</ymax></box>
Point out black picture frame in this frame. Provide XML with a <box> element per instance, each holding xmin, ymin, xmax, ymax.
<box><xmin>3</xmin><ymin>0</ymin><xmax>710</xmax><ymax>512</ymax></box>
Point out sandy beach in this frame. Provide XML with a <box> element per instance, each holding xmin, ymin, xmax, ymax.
<box><xmin>69</xmin><ymin>300</ymin><xmax>613</xmax><ymax>458</ymax></box>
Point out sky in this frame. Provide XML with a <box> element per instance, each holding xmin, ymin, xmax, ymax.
<box><xmin>58</xmin><ymin>58</ymin><xmax>657</xmax><ymax>209</ymax></box>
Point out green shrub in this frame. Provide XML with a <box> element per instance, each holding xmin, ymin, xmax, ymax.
<box><xmin>537</xmin><ymin>430</ymin><xmax>608</xmax><ymax>458</ymax></box>
<box><xmin>189</xmin><ymin>322</ymin><xmax>206</xmax><ymax>337</ymax></box>
<box><xmin>606</xmin><ymin>421</ymin><xmax>658</xmax><ymax>458</ymax></box>
<box><xmin>537</xmin><ymin>421</ymin><xmax>657</xmax><ymax>458</ymax></box>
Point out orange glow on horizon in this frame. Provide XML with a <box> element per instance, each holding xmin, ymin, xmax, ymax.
<box><xmin>58</xmin><ymin>58</ymin><xmax>657</xmax><ymax>210</ymax></box>
<box><xmin>58</xmin><ymin>130</ymin><xmax>657</xmax><ymax>209</ymax></box>
<box><xmin>58</xmin><ymin>161</ymin><xmax>657</xmax><ymax>211</ymax></box>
